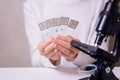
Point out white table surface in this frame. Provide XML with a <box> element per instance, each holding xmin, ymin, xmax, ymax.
<box><xmin>0</xmin><ymin>67</ymin><xmax>119</xmax><ymax>80</ymax></box>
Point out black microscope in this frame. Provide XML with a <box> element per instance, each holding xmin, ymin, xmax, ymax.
<box><xmin>71</xmin><ymin>0</ymin><xmax>120</xmax><ymax>80</ymax></box>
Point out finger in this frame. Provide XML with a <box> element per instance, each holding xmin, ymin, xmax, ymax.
<box><xmin>56</xmin><ymin>39</ymin><xmax>72</xmax><ymax>50</ymax></box>
<box><xmin>44</xmin><ymin>42</ymin><xmax>55</xmax><ymax>54</ymax></box>
<box><xmin>53</xmin><ymin>49</ymin><xmax>62</xmax><ymax>55</ymax></box>
<box><xmin>51</xmin><ymin>55</ymin><xmax>60</xmax><ymax>60</ymax></box>
<box><xmin>65</xmin><ymin>35</ymin><xmax>80</xmax><ymax>53</ymax></box>
<box><xmin>56</xmin><ymin>45</ymin><xmax>75</xmax><ymax>58</ymax></box>
<box><xmin>45</xmin><ymin>49</ymin><xmax>61</xmax><ymax>59</ymax></box>
<box><xmin>56</xmin><ymin>35</ymin><xmax>80</xmax><ymax>52</ymax></box>
<box><xmin>61</xmin><ymin>52</ymin><xmax>68</xmax><ymax>58</ymax></box>
<box><xmin>49</xmin><ymin>50</ymin><xmax>61</xmax><ymax>60</ymax></box>
<box><xmin>56</xmin><ymin>50</ymin><xmax>62</xmax><ymax>56</ymax></box>
<box><xmin>56</xmin><ymin>35</ymin><xmax>80</xmax><ymax>54</ymax></box>
<box><xmin>45</xmin><ymin>49</ymin><xmax>55</xmax><ymax>59</ymax></box>
<box><xmin>66</xmin><ymin>35</ymin><xmax>80</xmax><ymax>42</ymax></box>
<box><xmin>57</xmin><ymin>35</ymin><xmax>73</xmax><ymax>43</ymax></box>
<box><xmin>38</xmin><ymin>38</ymin><xmax>53</xmax><ymax>52</ymax></box>
<box><xmin>57</xmin><ymin>35</ymin><xmax>80</xmax><ymax>43</ymax></box>
<box><xmin>61</xmin><ymin>51</ymin><xmax>76</xmax><ymax>59</ymax></box>
<box><xmin>56</xmin><ymin>39</ymin><xmax>79</xmax><ymax>54</ymax></box>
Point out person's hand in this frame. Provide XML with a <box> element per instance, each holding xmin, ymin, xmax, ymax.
<box><xmin>38</xmin><ymin>38</ymin><xmax>61</xmax><ymax>65</ymax></box>
<box><xmin>54</xmin><ymin>35</ymin><xmax>80</xmax><ymax>61</ymax></box>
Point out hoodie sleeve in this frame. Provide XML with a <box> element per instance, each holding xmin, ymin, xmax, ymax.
<box><xmin>23</xmin><ymin>1</ymin><xmax>60</xmax><ymax>68</ymax></box>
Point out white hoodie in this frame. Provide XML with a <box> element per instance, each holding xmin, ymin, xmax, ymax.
<box><xmin>23</xmin><ymin>0</ymin><xmax>108</xmax><ymax>68</ymax></box>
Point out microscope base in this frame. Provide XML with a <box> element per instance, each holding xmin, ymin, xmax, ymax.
<box><xmin>79</xmin><ymin>77</ymin><xmax>89</xmax><ymax>80</ymax></box>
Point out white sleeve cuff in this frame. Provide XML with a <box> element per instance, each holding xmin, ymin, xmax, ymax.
<box><xmin>72</xmin><ymin>52</ymin><xmax>96</xmax><ymax>67</ymax></box>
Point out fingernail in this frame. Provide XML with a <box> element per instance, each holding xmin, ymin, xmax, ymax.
<box><xmin>54</xmin><ymin>44</ymin><xmax>57</xmax><ymax>48</ymax></box>
<box><xmin>54</xmin><ymin>49</ymin><xmax>58</xmax><ymax>53</ymax></box>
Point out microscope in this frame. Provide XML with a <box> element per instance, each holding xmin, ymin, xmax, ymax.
<box><xmin>71</xmin><ymin>0</ymin><xmax>120</xmax><ymax>80</ymax></box>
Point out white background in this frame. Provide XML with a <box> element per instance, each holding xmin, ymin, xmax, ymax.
<box><xmin>0</xmin><ymin>0</ymin><xmax>31</xmax><ymax>67</ymax></box>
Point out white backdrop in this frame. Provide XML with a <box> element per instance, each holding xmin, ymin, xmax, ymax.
<box><xmin>0</xmin><ymin>0</ymin><xmax>31</xmax><ymax>67</ymax></box>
